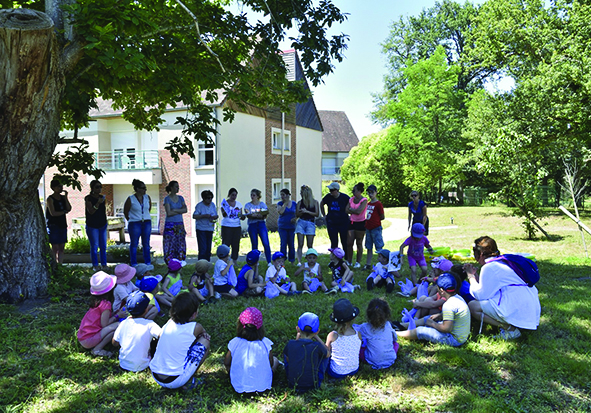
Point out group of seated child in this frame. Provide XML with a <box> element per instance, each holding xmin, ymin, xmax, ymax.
<box><xmin>76</xmin><ymin>220</ymin><xmax>476</xmax><ymax>391</ymax></box>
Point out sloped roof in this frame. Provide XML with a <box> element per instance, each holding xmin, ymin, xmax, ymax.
<box><xmin>318</xmin><ymin>110</ymin><xmax>358</xmax><ymax>152</ymax></box>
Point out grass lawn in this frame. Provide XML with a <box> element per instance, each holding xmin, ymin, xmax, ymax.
<box><xmin>1</xmin><ymin>206</ymin><xmax>591</xmax><ymax>412</ymax></box>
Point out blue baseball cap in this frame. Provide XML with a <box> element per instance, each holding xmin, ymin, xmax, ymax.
<box><xmin>139</xmin><ymin>276</ymin><xmax>159</xmax><ymax>293</ymax></box>
<box><xmin>272</xmin><ymin>251</ymin><xmax>286</xmax><ymax>261</ymax></box>
<box><xmin>298</xmin><ymin>312</ymin><xmax>320</xmax><ymax>333</ymax></box>
<box><xmin>377</xmin><ymin>249</ymin><xmax>390</xmax><ymax>259</ymax></box>
<box><xmin>216</xmin><ymin>244</ymin><xmax>230</xmax><ymax>258</ymax></box>
<box><xmin>126</xmin><ymin>290</ymin><xmax>150</xmax><ymax>316</ymax></box>
<box><xmin>437</xmin><ymin>273</ymin><xmax>457</xmax><ymax>292</ymax></box>
<box><xmin>246</xmin><ymin>250</ymin><xmax>261</xmax><ymax>263</ymax></box>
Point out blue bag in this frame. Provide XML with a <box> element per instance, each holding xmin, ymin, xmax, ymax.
<box><xmin>489</xmin><ymin>254</ymin><xmax>540</xmax><ymax>287</ymax></box>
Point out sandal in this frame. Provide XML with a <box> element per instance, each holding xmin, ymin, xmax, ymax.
<box><xmin>91</xmin><ymin>349</ymin><xmax>113</xmax><ymax>358</ymax></box>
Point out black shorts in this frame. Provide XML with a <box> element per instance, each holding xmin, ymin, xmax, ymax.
<box><xmin>214</xmin><ymin>284</ymin><xmax>233</xmax><ymax>293</ymax></box>
<box><xmin>349</xmin><ymin>220</ymin><xmax>366</xmax><ymax>231</ymax></box>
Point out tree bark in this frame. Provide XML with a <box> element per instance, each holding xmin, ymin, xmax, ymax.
<box><xmin>0</xmin><ymin>9</ymin><xmax>64</xmax><ymax>302</ymax></box>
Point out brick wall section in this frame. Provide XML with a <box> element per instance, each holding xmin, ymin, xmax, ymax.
<box><xmin>43</xmin><ymin>168</ymin><xmax>114</xmax><ymax>234</ymax></box>
<box><xmin>265</xmin><ymin>118</ymin><xmax>296</xmax><ymax>231</ymax></box>
<box><xmin>158</xmin><ymin>150</ymin><xmax>193</xmax><ymax>235</ymax></box>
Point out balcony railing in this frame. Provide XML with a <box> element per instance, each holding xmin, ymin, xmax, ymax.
<box><xmin>94</xmin><ymin>150</ymin><xmax>160</xmax><ymax>170</ymax></box>
<box><xmin>322</xmin><ymin>166</ymin><xmax>341</xmax><ymax>175</ymax></box>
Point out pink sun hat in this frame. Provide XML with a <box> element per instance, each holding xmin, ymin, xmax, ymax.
<box><xmin>90</xmin><ymin>271</ymin><xmax>117</xmax><ymax>295</ymax></box>
<box><xmin>239</xmin><ymin>307</ymin><xmax>263</xmax><ymax>330</ymax></box>
<box><xmin>328</xmin><ymin>248</ymin><xmax>345</xmax><ymax>259</ymax></box>
<box><xmin>114</xmin><ymin>264</ymin><xmax>136</xmax><ymax>284</ymax></box>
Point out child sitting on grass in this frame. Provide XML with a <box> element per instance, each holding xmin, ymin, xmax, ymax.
<box><xmin>213</xmin><ymin>244</ymin><xmax>238</xmax><ymax>298</ymax></box>
<box><xmin>398</xmin><ymin>274</ymin><xmax>470</xmax><ymax>347</ymax></box>
<box><xmin>235</xmin><ymin>250</ymin><xmax>266</xmax><ymax>297</ymax></box>
<box><xmin>77</xmin><ymin>271</ymin><xmax>125</xmax><ymax>357</ymax></box>
<box><xmin>399</xmin><ymin>257</ymin><xmax>453</xmax><ymax>298</ymax></box>
<box><xmin>161</xmin><ymin>258</ymin><xmax>187</xmax><ymax>299</ymax></box>
<box><xmin>326</xmin><ymin>298</ymin><xmax>362</xmax><ymax>379</ymax></box>
<box><xmin>294</xmin><ymin>248</ymin><xmax>329</xmax><ymax>293</ymax></box>
<box><xmin>265</xmin><ymin>251</ymin><xmax>297</xmax><ymax>297</ymax></box>
<box><xmin>112</xmin><ymin>290</ymin><xmax>162</xmax><ymax>372</ymax></box>
<box><xmin>139</xmin><ymin>276</ymin><xmax>166</xmax><ymax>317</ymax></box>
<box><xmin>188</xmin><ymin>259</ymin><xmax>215</xmax><ymax>304</ymax></box>
<box><xmin>355</xmin><ymin>298</ymin><xmax>398</xmax><ymax>369</ymax></box>
<box><xmin>326</xmin><ymin>248</ymin><xmax>355</xmax><ymax>294</ymax></box>
<box><xmin>366</xmin><ymin>249</ymin><xmax>399</xmax><ymax>293</ymax></box>
<box><xmin>225</xmin><ymin>307</ymin><xmax>279</xmax><ymax>393</ymax></box>
<box><xmin>150</xmin><ymin>293</ymin><xmax>210</xmax><ymax>389</ymax></box>
<box><xmin>399</xmin><ymin>223</ymin><xmax>434</xmax><ymax>285</ymax></box>
<box><xmin>283</xmin><ymin>312</ymin><xmax>329</xmax><ymax>392</ymax></box>
<box><xmin>113</xmin><ymin>264</ymin><xmax>138</xmax><ymax>315</ymax></box>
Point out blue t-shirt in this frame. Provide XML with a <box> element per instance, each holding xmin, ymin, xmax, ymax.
<box><xmin>164</xmin><ymin>195</ymin><xmax>185</xmax><ymax>223</ymax></box>
<box><xmin>458</xmin><ymin>280</ymin><xmax>475</xmax><ymax>303</ymax></box>
<box><xmin>277</xmin><ymin>201</ymin><xmax>296</xmax><ymax>230</ymax></box>
<box><xmin>193</xmin><ymin>201</ymin><xmax>217</xmax><ymax>231</ymax></box>
<box><xmin>408</xmin><ymin>200</ymin><xmax>426</xmax><ymax>224</ymax></box>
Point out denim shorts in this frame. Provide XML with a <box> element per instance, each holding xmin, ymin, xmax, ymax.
<box><xmin>295</xmin><ymin>219</ymin><xmax>316</xmax><ymax>236</ymax></box>
<box><xmin>415</xmin><ymin>326</ymin><xmax>463</xmax><ymax>346</ymax></box>
<box><xmin>365</xmin><ymin>226</ymin><xmax>384</xmax><ymax>250</ymax></box>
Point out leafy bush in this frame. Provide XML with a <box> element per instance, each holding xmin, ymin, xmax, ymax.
<box><xmin>64</xmin><ymin>236</ymin><xmax>91</xmax><ymax>254</ymax></box>
<box><xmin>107</xmin><ymin>244</ymin><xmax>151</xmax><ymax>263</ymax></box>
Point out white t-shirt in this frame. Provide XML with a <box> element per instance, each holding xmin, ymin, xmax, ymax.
<box><xmin>113</xmin><ymin>281</ymin><xmax>139</xmax><ymax>313</ymax></box>
<box><xmin>265</xmin><ymin>266</ymin><xmax>288</xmax><ymax>283</ymax></box>
<box><xmin>228</xmin><ymin>337</ymin><xmax>273</xmax><ymax>393</ymax></box>
<box><xmin>213</xmin><ymin>259</ymin><xmax>237</xmax><ymax>286</ymax></box>
<box><xmin>221</xmin><ymin>199</ymin><xmax>243</xmax><ymax>227</ymax></box>
<box><xmin>114</xmin><ymin>317</ymin><xmax>162</xmax><ymax>372</ymax></box>
<box><xmin>150</xmin><ymin>320</ymin><xmax>196</xmax><ymax>376</ymax></box>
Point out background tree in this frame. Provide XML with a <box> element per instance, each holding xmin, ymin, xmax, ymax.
<box><xmin>0</xmin><ymin>0</ymin><xmax>348</xmax><ymax>302</ymax></box>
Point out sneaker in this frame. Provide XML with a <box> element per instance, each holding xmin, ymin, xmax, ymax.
<box><xmin>397</xmin><ymin>291</ymin><xmax>410</xmax><ymax>297</ymax></box>
<box><xmin>353</xmin><ymin>262</ymin><xmax>361</xmax><ymax>269</ymax></box>
<box><xmin>302</xmin><ymin>290</ymin><xmax>312</xmax><ymax>294</ymax></box>
<box><xmin>214</xmin><ymin>292</ymin><xmax>222</xmax><ymax>300</ymax></box>
<box><xmin>296</xmin><ymin>262</ymin><xmax>302</xmax><ymax>267</ymax></box>
<box><xmin>324</xmin><ymin>287</ymin><xmax>338</xmax><ymax>295</ymax></box>
<box><xmin>363</xmin><ymin>264</ymin><xmax>372</xmax><ymax>271</ymax></box>
<box><xmin>353</xmin><ymin>284</ymin><xmax>361</xmax><ymax>291</ymax></box>
<box><xmin>494</xmin><ymin>328</ymin><xmax>521</xmax><ymax>340</ymax></box>
<box><xmin>92</xmin><ymin>266</ymin><xmax>101</xmax><ymax>272</ymax></box>
<box><xmin>390</xmin><ymin>321</ymin><xmax>404</xmax><ymax>331</ymax></box>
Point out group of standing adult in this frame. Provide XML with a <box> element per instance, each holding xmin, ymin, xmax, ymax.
<box><xmin>46</xmin><ymin>177</ymin><xmax>431</xmax><ymax>269</ymax></box>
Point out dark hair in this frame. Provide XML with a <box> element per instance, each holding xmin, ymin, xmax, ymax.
<box><xmin>201</xmin><ymin>190</ymin><xmax>213</xmax><ymax>199</ymax></box>
<box><xmin>354</xmin><ymin>182</ymin><xmax>365</xmax><ymax>193</ymax></box>
<box><xmin>236</xmin><ymin>319</ymin><xmax>266</xmax><ymax>341</ymax></box>
<box><xmin>132</xmin><ymin>179</ymin><xmax>146</xmax><ymax>191</ymax></box>
<box><xmin>227</xmin><ymin>188</ymin><xmax>238</xmax><ymax>197</ymax></box>
<box><xmin>251</xmin><ymin>188</ymin><xmax>261</xmax><ymax>199</ymax></box>
<box><xmin>366</xmin><ymin>298</ymin><xmax>390</xmax><ymax>329</ymax></box>
<box><xmin>280</xmin><ymin>188</ymin><xmax>290</xmax><ymax>196</ymax></box>
<box><xmin>474</xmin><ymin>236</ymin><xmax>500</xmax><ymax>259</ymax></box>
<box><xmin>89</xmin><ymin>180</ymin><xmax>102</xmax><ymax>193</ymax></box>
<box><xmin>165</xmin><ymin>180</ymin><xmax>178</xmax><ymax>193</ymax></box>
<box><xmin>50</xmin><ymin>179</ymin><xmax>62</xmax><ymax>189</ymax></box>
<box><xmin>450</xmin><ymin>264</ymin><xmax>468</xmax><ymax>282</ymax></box>
<box><xmin>170</xmin><ymin>292</ymin><xmax>199</xmax><ymax>324</ymax></box>
<box><xmin>89</xmin><ymin>289</ymin><xmax>114</xmax><ymax>309</ymax></box>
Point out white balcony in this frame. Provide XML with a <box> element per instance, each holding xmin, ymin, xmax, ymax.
<box><xmin>93</xmin><ymin>150</ymin><xmax>162</xmax><ymax>185</ymax></box>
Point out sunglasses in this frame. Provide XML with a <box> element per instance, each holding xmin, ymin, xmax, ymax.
<box><xmin>411</xmin><ymin>194</ymin><xmax>418</xmax><ymax>197</ymax></box>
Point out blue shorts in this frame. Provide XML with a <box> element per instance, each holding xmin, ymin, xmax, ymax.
<box><xmin>47</xmin><ymin>225</ymin><xmax>67</xmax><ymax>245</ymax></box>
<box><xmin>295</xmin><ymin>219</ymin><xmax>316</xmax><ymax>236</ymax></box>
<box><xmin>415</xmin><ymin>326</ymin><xmax>464</xmax><ymax>347</ymax></box>
<box><xmin>365</xmin><ymin>227</ymin><xmax>384</xmax><ymax>250</ymax></box>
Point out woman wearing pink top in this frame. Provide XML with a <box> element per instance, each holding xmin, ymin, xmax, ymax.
<box><xmin>346</xmin><ymin>183</ymin><xmax>368</xmax><ymax>269</ymax></box>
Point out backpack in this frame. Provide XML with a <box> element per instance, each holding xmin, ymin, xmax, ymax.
<box><xmin>489</xmin><ymin>254</ymin><xmax>540</xmax><ymax>287</ymax></box>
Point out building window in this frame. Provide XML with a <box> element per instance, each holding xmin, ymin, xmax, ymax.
<box><xmin>271</xmin><ymin>179</ymin><xmax>292</xmax><ymax>201</ymax></box>
<box><xmin>271</xmin><ymin>128</ymin><xmax>291</xmax><ymax>155</ymax></box>
<box><xmin>197</xmin><ymin>143</ymin><xmax>214</xmax><ymax>166</ymax></box>
<box><xmin>322</xmin><ymin>153</ymin><xmax>340</xmax><ymax>175</ymax></box>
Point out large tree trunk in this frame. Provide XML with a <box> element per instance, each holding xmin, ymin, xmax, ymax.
<box><xmin>0</xmin><ymin>9</ymin><xmax>64</xmax><ymax>302</ymax></box>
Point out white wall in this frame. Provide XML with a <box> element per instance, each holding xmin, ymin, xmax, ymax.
<box><xmin>217</xmin><ymin>111</ymin><xmax>266</xmax><ymax>206</ymax></box>
<box><xmin>296</xmin><ymin>126</ymin><xmax>322</xmax><ymax>202</ymax></box>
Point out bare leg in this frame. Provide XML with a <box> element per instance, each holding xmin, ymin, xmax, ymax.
<box><xmin>355</xmin><ymin>230</ymin><xmax>364</xmax><ymax>264</ymax></box>
<box><xmin>145</xmin><ymin>306</ymin><xmax>159</xmax><ymax>320</ymax></box>
<box><xmin>366</xmin><ymin>248</ymin><xmax>373</xmax><ymax>266</ymax></box>
<box><xmin>296</xmin><ymin>233</ymin><xmax>305</xmax><ymax>265</ymax></box>
<box><xmin>347</xmin><ymin>230</ymin><xmax>355</xmax><ymax>264</ymax></box>
<box><xmin>469</xmin><ymin>300</ymin><xmax>510</xmax><ymax>328</ymax></box>
<box><xmin>92</xmin><ymin>323</ymin><xmax>119</xmax><ymax>353</ymax></box>
<box><xmin>410</xmin><ymin>266</ymin><xmax>418</xmax><ymax>285</ymax></box>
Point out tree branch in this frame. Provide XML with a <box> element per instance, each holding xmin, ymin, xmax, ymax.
<box><xmin>172</xmin><ymin>0</ymin><xmax>226</xmax><ymax>73</ymax></box>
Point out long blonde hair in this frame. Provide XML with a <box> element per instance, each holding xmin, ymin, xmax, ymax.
<box><xmin>300</xmin><ymin>185</ymin><xmax>315</xmax><ymax>209</ymax></box>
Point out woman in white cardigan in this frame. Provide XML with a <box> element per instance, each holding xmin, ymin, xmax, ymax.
<box><xmin>464</xmin><ymin>236</ymin><xmax>541</xmax><ymax>340</ymax></box>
